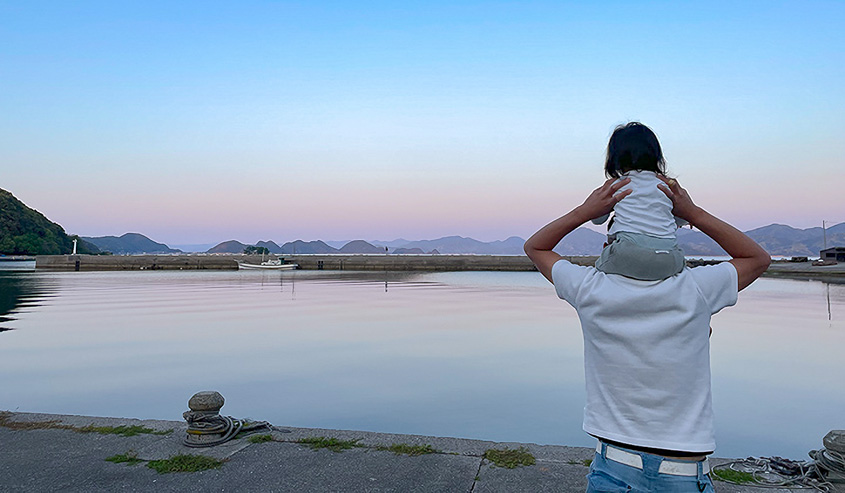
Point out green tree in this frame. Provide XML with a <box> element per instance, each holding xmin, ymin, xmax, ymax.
<box><xmin>243</xmin><ymin>246</ymin><xmax>270</xmax><ymax>255</ymax></box>
<box><xmin>0</xmin><ymin>188</ymin><xmax>74</xmax><ymax>255</ymax></box>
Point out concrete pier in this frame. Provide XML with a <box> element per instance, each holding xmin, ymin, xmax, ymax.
<box><xmin>34</xmin><ymin>254</ymin><xmax>587</xmax><ymax>272</ymax></box>
<box><xmin>0</xmin><ymin>411</ymin><xmax>825</xmax><ymax>492</ymax></box>
<box><xmin>32</xmin><ymin>255</ymin><xmax>845</xmax><ymax>279</ymax></box>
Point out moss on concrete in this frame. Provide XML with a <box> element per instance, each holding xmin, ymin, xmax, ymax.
<box><xmin>483</xmin><ymin>447</ymin><xmax>536</xmax><ymax>469</ymax></box>
<box><xmin>105</xmin><ymin>452</ymin><xmax>143</xmax><ymax>466</ymax></box>
<box><xmin>298</xmin><ymin>436</ymin><xmax>362</xmax><ymax>452</ymax></box>
<box><xmin>77</xmin><ymin>424</ymin><xmax>171</xmax><ymax>437</ymax></box>
<box><xmin>147</xmin><ymin>454</ymin><xmax>224</xmax><ymax>473</ymax></box>
<box><xmin>247</xmin><ymin>434</ymin><xmax>274</xmax><ymax>444</ymax></box>
<box><xmin>712</xmin><ymin>468</ymin><xmax>757</xmax><ymax>484</ymax></box>
<box><xmin>0</xmin><ymin>412</ymin><xmax>171</xmax><ymax>436</ymax></box>
<box><xmin>377</xmin><ymin>443</ymin><xmax>438</xmax><ymax>456</ymax></box>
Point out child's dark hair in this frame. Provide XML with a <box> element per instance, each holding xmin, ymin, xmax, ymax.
<box><xmin>604</xmin><ymin>122</ymin><xmax>666</xmax><ymax>178</ymax></box>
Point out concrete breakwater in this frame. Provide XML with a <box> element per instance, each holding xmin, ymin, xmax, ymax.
<box><xmin>32</xmin><ymin>254</ymin><xmax>845</xmax><ymax>278</ymax></box>
<box><xmin>35</xmin><ymin>254</ymin><xmax>586</xmax><ymax>272</ymax></box>
<box><xmin>1</xmin><ymin>411</ymin><xmax>834</xmax><ymax>492</ymax></box>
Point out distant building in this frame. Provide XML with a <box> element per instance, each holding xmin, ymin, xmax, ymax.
<box><xmin>820</xmin><ymin>247</ymin><xmax>845</xmax><ymax>262</ymax></box>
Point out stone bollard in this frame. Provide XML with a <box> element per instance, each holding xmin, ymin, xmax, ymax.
<box><xmin>824</xmin><ymin>430</ymin><xmax>845</xmax><ymax>454</ymax></box>
<box><xmin>183</xmin><ymin>391</ymin><xmax>229</xmax><ymax>447</ymax></box>
<box><xmin>815</xmin><ymin>430</ymin><xmax>845</xmax><ymax>484</ymax></box>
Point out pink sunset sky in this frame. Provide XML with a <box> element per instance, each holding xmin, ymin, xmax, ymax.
<box><xmin>2</xmin><ymin>2</ymin><xmax>843</xmax><ymax>246</ymax></box>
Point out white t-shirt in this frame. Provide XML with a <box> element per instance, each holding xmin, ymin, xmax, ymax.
<box><xmin>552</xmin><ymin>259</ymin><xmax>738</xmax><ymax>452</ymax></box>
<box><xmin>592</xmin><ymin>170</ymin><xmax>686</xmax><ymax>238</ymax></box>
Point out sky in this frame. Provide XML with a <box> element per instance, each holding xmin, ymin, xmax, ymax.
<box><xmin>2</xmin><ymin>1</ymin><xmax>843</xmax><ymax>246</ymax></box>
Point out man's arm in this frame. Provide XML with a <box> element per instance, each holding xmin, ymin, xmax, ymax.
<box><xmin>525</xmin><ymin>178</ymin><xmax>631</xmax><ymax>282</ymax></box>
<box><xmin>657</xmin><ymin>177</ymin><xmax>770</xmax><ymax>291</ymax></box>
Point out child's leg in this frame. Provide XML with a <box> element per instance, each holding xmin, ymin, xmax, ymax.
<box><xmin>595</xmin><ymin>232</ymin><xmax>685</xmax><ymax>281</ymax></box>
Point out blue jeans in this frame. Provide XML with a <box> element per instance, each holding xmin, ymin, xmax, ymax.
<box><xmin>586</xmin><ymin>442</ymin><xmax>715</xmax><ymax>492</ymax></box>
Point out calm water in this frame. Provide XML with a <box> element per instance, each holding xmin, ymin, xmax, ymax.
<box><xmin>1</xmin><ymin>269</ymin><xmax>842</xmax><ymax>459</ymax></box>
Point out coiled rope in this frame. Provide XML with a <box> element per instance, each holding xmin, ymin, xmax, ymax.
<box><xmin>182</xmin><ymin>411</ymin><xmax>273</xmax><ymax>448</ymax></box>
<box><xmin>712</xmin><ymin>456</ymin><xmax>830</xmax><ymax>491</ymax></box>
<box><xmin>711</xmin><ymin>432</ymin><xmax>845</xmax><ymax>492</ymax></box>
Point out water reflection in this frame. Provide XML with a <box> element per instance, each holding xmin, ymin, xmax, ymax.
<box><xmin>824</xmin><ymin>284</ymin><xmax>833</xmax><ymax>321</ymax></box>
<box><xmin>0</xmin><ymin>273</ymin><xmax>55</xmax><ymax>331</ymax></box>
<box><xmin>0</xmin><ymin>270</ymin><xmax>842</xmax><ymax>460</ymax></box>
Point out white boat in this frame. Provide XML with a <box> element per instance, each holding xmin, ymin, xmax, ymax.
<box><xmin>236</xmin><ymin>259</ymin><xmax>298</xmax><ymax>270</ymax></box>
<box><xmin>0</xmin><ymin>255</ymin><xmax>36</xmax><ymax>272</ymax></box>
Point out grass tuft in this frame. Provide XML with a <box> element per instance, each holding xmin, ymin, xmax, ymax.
<box><xmin>105</xmin><ymin>452</ymin><xmax>143</xmax><ymax>466</ymax></box>
<box><xmin>298</xmin><ymin>436</ymin><xmax>362</xmax><ymax>452</ymax></box>
<box><xmin>147</xmin><ymin>454</ymin><xmax>224</xmax><ymax>474</ymax></box>
<box><xmin>378</xmin><ymin>443</ymin><xmax>438</xmax><ymax>456</ymax></box>
<box><xmin>0</xmin><ymin>412</ymin><xmax>63</xmax><ymax>431</ymax></box>
<box><xmin>0</xmin><ymin>413</ymin><xmax>170</xmax><ymax>436</ymax></box>
<box><xmin>247</xmin><ymin>434</ymin><xmax>274</xmax><ymax>443</ymax></box>
<box><xmin>78</xmin><ymin>424</ymin><xmax>171</xmax><ymax>437</ymax></box>
<box><xmin>483</xmin><ymin>447</ymin><xmax>536</xmax><ymax>469</ymax></box>
<box><xmin>712</xmin><ymin>468</ymin><xmax>757</xmax><ymax>484</ymax></box>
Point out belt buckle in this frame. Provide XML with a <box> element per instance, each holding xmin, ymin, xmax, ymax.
<box><xmin>600</xmin><ymin>443</ymin><xmax>644</xmax><ymax>470</ymax></box>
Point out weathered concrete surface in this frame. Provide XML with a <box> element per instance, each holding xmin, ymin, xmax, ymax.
<box><xmin>0</xmin><ymin>412</ymin><xmax>835</xmax><ymax>492</ymax></box>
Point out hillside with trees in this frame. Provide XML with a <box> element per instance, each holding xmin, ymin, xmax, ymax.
<box><xmin>0</xmin><ymin>188</ymin><xmax>97</xmax><ymax>255</ymax></box>
<box><xmin>82</xmin><ymin>233</ymin><xmax>181</xmax><ymax>254</ymax></box>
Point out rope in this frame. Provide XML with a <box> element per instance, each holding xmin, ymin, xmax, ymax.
<box><xmin>711</xmin><ymin>451</ymin><xmax>845</xmax><ymax>491</ymax></box>
<box><xmin>711</xmin><ymin>431</ymin><xmax>845</xmax><ymax>491</ymax></box>
<box><xmin>712</xmin><ymin>456</ymin><xmax>830</xmax><ymax>491</ymax></box>
<box><xmin>182</xmin><ymin>411</ymin><xmax>272</xmax><ymax>448</ymax></box>
<box><xmin>811</xmin><ymin>448</ymin><xmax>845</xmax><ymax>479</ymax></box>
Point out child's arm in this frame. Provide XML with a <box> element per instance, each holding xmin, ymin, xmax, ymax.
<box><xmin>657</xmin><ymin>176</ymin><xmax>770</xmax><ymax>291</ymax></box>
<box><xmin>525</xmin><ymin>178</ymin><xmax>631</xmax><ymax>282</ymax></box>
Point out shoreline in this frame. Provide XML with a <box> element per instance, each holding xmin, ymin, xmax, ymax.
<box><xmin>28</xmin><ymin>254</ymin><xmax>845</xmax><ymax>279</ymax></box>
<box><xmin>0</xmin><ymin>410</ymin><xmax>822</xmax><ymax>492</ymax></box>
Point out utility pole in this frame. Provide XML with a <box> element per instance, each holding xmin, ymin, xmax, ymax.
<box><xmin>823</xmin><ymin>220</ymin><xmax>827</xmax><ymax>250</ymax></box>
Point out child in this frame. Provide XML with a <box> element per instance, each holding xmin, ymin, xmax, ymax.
<box><xmin>592</xmin><ymin>122</ymin><xmax>687</xmax><ymax>281</ymax></box>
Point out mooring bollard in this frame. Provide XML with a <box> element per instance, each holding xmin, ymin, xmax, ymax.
<box><xmin>818</xmin><ymin>430</ymin><xmax>845</xmax><ymax>483</ymax></box>
<box><xmin>182</xmin><ymin>390</ymin><xmax>276</xmax><ymax>447</ymax></box>
<box><xmin>183</xmin><ymin>391</ymin><xmax>228</xmax><ymax>447</ymax></box>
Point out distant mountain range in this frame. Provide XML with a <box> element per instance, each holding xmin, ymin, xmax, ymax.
<box><xmin>201</xmin><ymin>223</ymin><xmax>844</xmax><ymax>257</ymax></box>
<box><xmin>675</xmin><ymin>223</ymin><xmax>845</xmax><ymax>256</ymax></box>
<box><xmin>70</xmin><ymin>224</ymin><xmax>845</xmax><ymax>257</ymax></box>
<box><xmin>82</xmin><ymin>233</ymin><xmax>181</xmax><ymax>255</ymax></box>
<box><xmin>8</xmin><ymin>186</ymin><xmax>839</xmax><ymax>258</ymax></box>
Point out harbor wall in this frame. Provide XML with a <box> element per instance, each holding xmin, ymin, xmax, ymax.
<box><xmin>32</xmin><ymin>255</ymin><xmax>845</xmax><ymax>278</ymax></box>
<box><xmin>34</xmin><ymin>254</ymin><xmax>566</xmax><ymax>272</ymax></box>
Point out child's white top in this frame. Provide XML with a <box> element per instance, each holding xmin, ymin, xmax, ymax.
<box><xmin>592</xmin><ymin>170</ymin><xmax>686</xmax><ymax>239</ymax></box>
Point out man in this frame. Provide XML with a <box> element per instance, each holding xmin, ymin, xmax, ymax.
<box><xmin>524</xmin><ymin>176</ymin><xmax>769</xmax><ymax>492</ymax></box>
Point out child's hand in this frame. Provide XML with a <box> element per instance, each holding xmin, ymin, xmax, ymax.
<box><xmin>657</xmin><ymin>176</ymin><xmax>702</xmax><ymax>226</ymax></box>
<box><xmin>576</xmin><ymin>177</ymin><xmax>632</xmax><ymax>222</ymax></box>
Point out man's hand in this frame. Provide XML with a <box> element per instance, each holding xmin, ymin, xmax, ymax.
<box><xmin>657</xmin><ymin>175</ymin><xmax>770</xmax><ymax>290</ymax></box>
<box><xmin>656</xmin><ymin>175</ymin><xmax>702</xmax><ymax>226</ymax></box>
<box><xmin>525</xmin><ymin>177</ymin><xmax>630</xmax><ymax>283</ymax></box>
<box><xmin>574</xmin><ymin>177</ymin><xmax>632</xmax><ymax>222</ymax></box>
